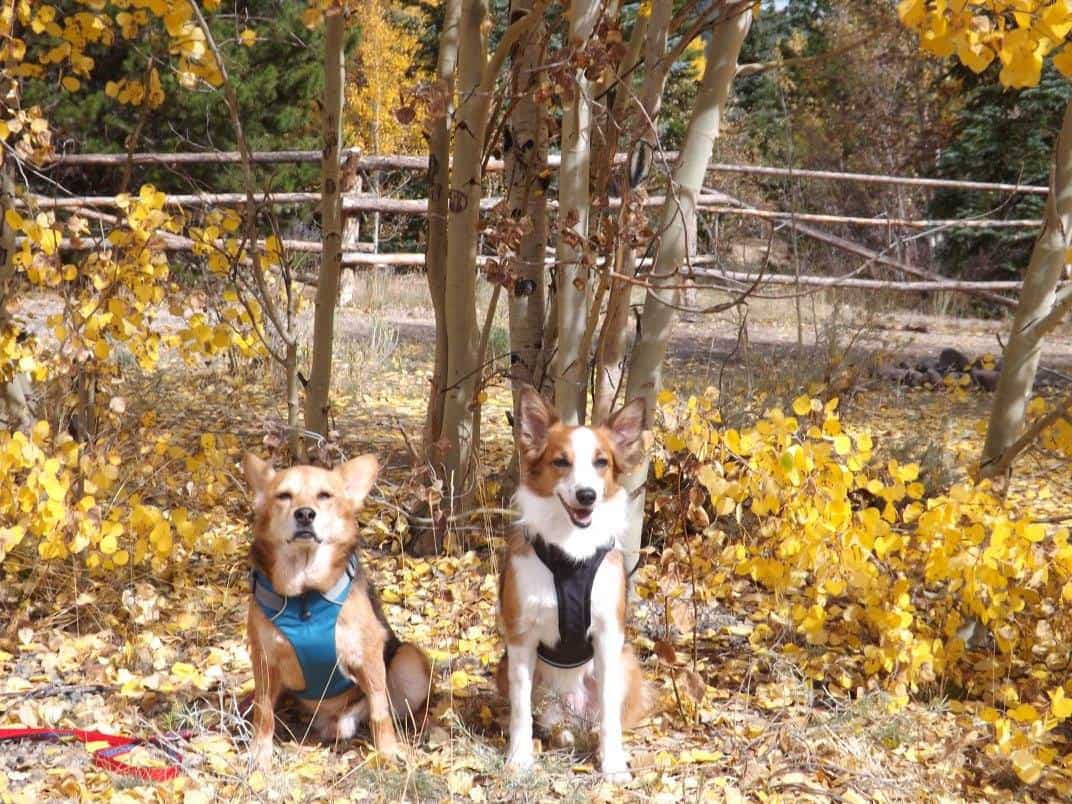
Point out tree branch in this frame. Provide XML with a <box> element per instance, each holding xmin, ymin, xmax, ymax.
<box><xmin>480</xmin><ymin>0</ymin><xmax>548</xmax><ymax>93</ymax></box>
<box><xmin>977</xmin><ymin>393</ymin><xmax>1072</xmax><ymax>481</ymax></box>
<box><xmin>189</xmin><ymin>1</ymin><xmax>293</xmax><ymax>348</ymax></box>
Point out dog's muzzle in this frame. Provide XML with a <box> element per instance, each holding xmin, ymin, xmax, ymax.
<box><xmin>557</xmin><ymin>493</ymin><xmax>594</xmax><ymax>529</ymax></box>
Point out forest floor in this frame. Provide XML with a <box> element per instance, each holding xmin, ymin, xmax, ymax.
<box><xmin>2</xmin><ymin>279</ymin><xmax>1071</xmax><ymax>802</ymax></box>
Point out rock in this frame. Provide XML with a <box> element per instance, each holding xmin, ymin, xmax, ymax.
<box><xmin>904</xmin><ymin>369</ymin><xmax>925</xmax><ymax>387</ymax></box>
<box><xmin>937</xmin><ymin>347</ymin><xmax>970</xmax><ymax>374</ymax></box>
<box><xmin>971</xmin><ymin>367</ymin><xmax>1000</xmax><ymax>391</ymax></box>
<box><xmin>917</xmin><ymin>357</ymin><xmax>941</xmax><ymax>374</ymax></box>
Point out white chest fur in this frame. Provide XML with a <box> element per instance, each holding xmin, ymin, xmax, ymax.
<box><xmin>507</xmin><ymin>551</ymin><xmax>560</xmax><ymax>650</ymax></box>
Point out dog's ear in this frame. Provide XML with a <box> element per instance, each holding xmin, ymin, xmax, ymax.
<box><xmin>242</xmin><ymin>453</ymin><xmax>276</xmax><ymax>506</ymax></box>
<box><xmin>518</xmin><ymin>385</ymin><xmax>556</xmax><ymax>456</ymax></box>
<box><xmin>606</xmin><ymin>397</ymin><xmax>646</xmax><ymax>471</ymax></box>
<box><xmin>337</xmin><ymin>454</ymin><xmax>379</xmax><ymax>505</ymax></box>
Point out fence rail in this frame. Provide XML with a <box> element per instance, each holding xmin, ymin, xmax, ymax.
<box><xmin>42</xmin><ymin>148</ymin><xmax>1051</xmax><ymax>196</ymax></box>
<box><xmin>16</xmin><ymin>148</ymin><xmax>1057</xmax><ymax>304</ymax></box>
<box><xmin>14</xmin><ymin>191</ymin><xmax>1046</xmax><ymax>230</ymax></box>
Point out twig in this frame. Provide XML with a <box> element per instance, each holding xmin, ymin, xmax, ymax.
<box><xmin>976</xmin><ymin>392</ymin><xmax>1072</xmax><ymax>480</ymax></box>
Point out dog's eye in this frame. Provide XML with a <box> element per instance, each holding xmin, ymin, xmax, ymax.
<box><xmin>317</xmin><ymin>491</ymin><xmax>333</xmax><ymax>501</ymax></box>
<box><xmin>552</xmin><ymin>456</ymin><xmax>571</xmax><ymax>468</ymax></box>
<box><xmin>275</xmin><ymin>491</ymin><xmax>292</xmax><ymax>502</ymax></box>
<box><xmin>593</xmin><ymin>457</ymin><xmax>609</xmax><ymax>469</ymax></box>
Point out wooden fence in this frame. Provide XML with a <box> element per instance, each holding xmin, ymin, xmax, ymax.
<box><xmin>17</xmin><ymin>148</ymin><xmax>1064</xmax><ymax>301</ymax></box>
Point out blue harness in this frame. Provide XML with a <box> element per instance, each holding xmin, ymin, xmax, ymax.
<box><xmin>251</xmin><ymin>555</ymin><xmax>359</xmax><ymax>701</ymax></box>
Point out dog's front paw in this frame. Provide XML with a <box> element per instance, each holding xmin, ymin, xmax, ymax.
<box><xmin>374</xmin><ymin>735</ymin><xmax>405</xmax><ymax>762</ymax></box>
<box><xmin>505</xmin><ymin>747</ymin><xmax>535</xmax><ymax>773</ymax></box>
<box><xmin>601</xmin><ymin>753</ymin><xmax>632</xmax><ymax>784</ymax></box>
<box><xmin>250</xmin><ymin>739</ymin><xmax>273</xmax><ymax>773</ymax></box>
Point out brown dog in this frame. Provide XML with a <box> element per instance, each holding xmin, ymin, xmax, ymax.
<box><xmin>242</xmin><ymin>454</ymin><xmax>430</xmax><ymax>770</ymax></box>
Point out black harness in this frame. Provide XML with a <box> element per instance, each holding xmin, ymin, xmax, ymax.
<box><xmin>528</xmin><ymin>532</ymin><xmax>614</xmax><ymax>669</ymax></box>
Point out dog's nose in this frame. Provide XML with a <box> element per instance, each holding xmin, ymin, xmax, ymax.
<box><xmin>294</xmin><ymin>507</ymin><xmax>316</xmax><ymax>527</ymax></box>
<box><xmin>575</xmin><ymin>487</ymin><xmax>597</xmax><ymax>507</ymax></box>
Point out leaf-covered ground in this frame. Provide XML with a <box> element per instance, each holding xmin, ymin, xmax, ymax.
<box><xmin>2</xmin><ymin>289</ymin><xmax>1071</xmax><ymax>803</ymax></box>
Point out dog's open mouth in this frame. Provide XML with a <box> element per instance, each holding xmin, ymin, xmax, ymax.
<box><xmin>557</xmin><ymin>494</ymin><xmax>593</xmax><ymax>529</ymax></box>
<box><xmin>290</xmin><ymin>529</ymin><xmax>321</xmax><ymax>543</ymax></box>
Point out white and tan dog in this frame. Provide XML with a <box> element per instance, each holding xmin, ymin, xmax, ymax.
<box><xmin>242</xmin><ymin>454</ymin><xmax>431</xmax><ymax>770</ymax></box>
<box><xmin>497</xmin><ymin>387</ymin><xmax>651</xmax><ymax>782</ymax></box>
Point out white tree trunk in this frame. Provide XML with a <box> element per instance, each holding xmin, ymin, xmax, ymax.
<box><xmin>338</xmin><ymin>158</ymin><xmax>362</xmax><ymax>307</ymax></box>
<box><xmin>620</xmin><ymin>7</ymin><xmax>753</xmax><ymax>573</ymax></box>
<box><xmin>980</xmin><ymin>97</ymin><xmax>1072</xmax><ymax>480</ymax></box>
<box><xmin>305</xmin><ymin>8</ymin><xmax>347</xmax><ymax>441</ymax></box>
<box><xmin>424</xmin><ymin>0</ymin><xmax>462</xmax><ymax>455</ymax></box>
<box><xmin>505</xmin><ymin>0</ymin><xmax>548</xmax><ymax>418</ymax></box>
<box><xmin>439</xmin><ymin>0</ymin><xmax>491</xmax><ymax>494</ymax></box>
<box><xmin>552</xmin><ymin>0</ymin><xmax>600</xmax><ymax>424</ymax></box>
<box><xmin>0</xmin><ymin>166</ymin><xmax>31</xmax><ymax>431</ymax></box>
<box><xmin>592</xmin><ymin>0</ymin><xmax>672</xmax><ymax>425</ymax></box>
<box><xmin>434</xmin><ymin>1</ymin><xmax>543</xmax><ymax>496</ymax></box>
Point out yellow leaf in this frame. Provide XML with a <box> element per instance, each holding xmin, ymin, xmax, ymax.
<box><xmin>1051</xmin><ymin>687</ymin><xmax>1072</xmax><ymax>720</ymax></box>
<box><xmin>99</xmin><ymin>532</ymin><xmax>118</xmax><ymax>555</ymax></box>
<box><xmin>61</xmin><ymin>76</ymin><xmax>80</xmax><ymax>92</ymax></box>
<box><xmin>4</xmin><ymin>209</ymin><xmax>24</xmax><ymax>231</ymax></box>
<box><xmin>1008</xmin><ymin>703</ymin><xmax>1039</xmax><ymax>723</ymax></box>
<box><xmin>239</xmin><ymin>28</ymin><xmax>256</xmax><ymax>47</ymax></box>
<box><xmin>1011</xmin><ymin>748</ymin><xmax>1043</xmax><ymax>784</ymax></box>
<box><xmin>1056</xmin><ymin>44</ymin><xmax>1072</xmax><ymax>78</ymax></box>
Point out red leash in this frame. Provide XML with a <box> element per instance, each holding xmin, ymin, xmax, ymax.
<box><xmin>0</xmin><ymin>726</ymin><xmax>186</xmax><ymax>781</ymax></box>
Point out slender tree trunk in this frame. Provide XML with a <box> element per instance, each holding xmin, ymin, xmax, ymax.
<box><xmin>286</xmin><ymin>341</ymin><xmax>301</xmax><ymax>457</ymax></box>
<box><xmin>338</xmin><ymin>157</ymin><xmax>362</xmax><ymax>307</ymax></box>
<box><xmin>505</xmin><ymin>0</ymin><xmax>548</xmax><ymax>419</ymax></box>
<box><xmin>439</xmin><ymin>0</ymin><xmax>492</xmax><ymax>496</ymax></box>
<box><xmin>0</xmin><ymin>34</ymin><xmax>29</xmax><ymax>433</ymax></box>
<box><xmin>552</xmin><ymin>0</ymin><xmax>600</xmax><ymax>424</ymax></box>
<box><xmin>620</xmin><ymin>7</ymin><xmax>753</xmax><ymax>573</ymax></box>
<box><xmin>0</xmin><ymin>10</ymin><xmax>32</xmax><ymax>432</ymax></box>
<box><xmin>424</xmin><ymin>0</ymin><xmax>462</xmax><ymax>457</ymax></box>
<box><xmin>0</xmin><ymin>168</ymin><xmax>32</xmax><ymax>432</ymax></box>
<box><xmin>304</xmin><ymin>9</ymin><xmax>347</xmax><ymax>442</ymax></box>
<box><xmin>592</xmin><ymin>0</ymin><xmax>672</xmax><ymax>425</ymax></box>
<box><xmin>980</xmin><ymin>98</ymin><xmax>1072</xmax><ymax>481</ymax></box>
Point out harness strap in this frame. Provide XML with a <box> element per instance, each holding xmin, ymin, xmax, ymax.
<box><xmin>251</xmin><ymin>553</ymin><xmax>359</xmax><ymax>617</ymax></box>
<box><xmin>528</xmin><ymin>531</ymin><xmax>613</xmax><ymax>669</ymax></box>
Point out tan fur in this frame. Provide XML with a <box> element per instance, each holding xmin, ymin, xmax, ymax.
<box><xmin>498</xmin><ymin>529</ymin><xmax>533</xmax><ymax>644</ymax></box>
<box><xmin>242</xmin><ymin>454</ymin><xmax>432</xmax><ymax>770</ymax></box>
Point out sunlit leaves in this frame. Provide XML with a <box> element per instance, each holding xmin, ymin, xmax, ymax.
<box><xmin>899</xmin><ymin>0</ymin><xmax>1072</xmax><ymax>87</ymax></box>
<box><xmin>343</xmin><ymin>0</ymin><xmax>427</xmax><ymax>156</ymax></box>
<box><xmin>651</xmin><ymin>388</ymin><xmax>1072</xmax><ymax>785</ymax></box>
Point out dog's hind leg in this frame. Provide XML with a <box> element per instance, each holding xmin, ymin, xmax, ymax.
<box><xmin>387</xmin><ymin>642</ymin><xmax>432</xmax><ymax>726</ymax></box>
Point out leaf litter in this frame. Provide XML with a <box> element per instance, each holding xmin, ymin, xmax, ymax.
<box><xmin>1</xmin><ymin>313</ymin><xmax>1071</xmax><ymax>802</ymax></box>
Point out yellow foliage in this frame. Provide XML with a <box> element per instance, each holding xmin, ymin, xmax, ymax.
<box><xmin>0</xmin><ymin>415</ymin><xmax>229</xmax><ymax>571</ymax></box>
<box><xmin>344</xmin><ymin>0</ymin><xmax>427</xmax><ymax>154</ymax></box>
<box><xmin>640</xmin><ymin>388</ymin><xmax>1072</xmax><ymax>785</ymax></box>
<box><xmin>899</xmin><ymin>0</ymin><xmax>1072</xmax><ymax>87</ymax></box>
